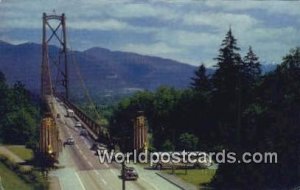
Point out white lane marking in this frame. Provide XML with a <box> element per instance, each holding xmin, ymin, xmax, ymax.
<box><xmin>110</xmin><ymin>169</ymin><xmax>118</xmax><ymax>176</ymax></box>
<box><xmin>83</xmin><ymin>139</ymin><xmax>90</xmax><ymax>147</ymax></box>
<box><xmin>88</xmin><ymin>161</ymin><xmax>93</xmax><ymax>168</ymax></box>
<box><xmin>75</xmin><ymin>172</ymin><xmax>87</xmax><ymax>190</ymax></box>
<box><xmin>83</xmin><ymin>155</ymin><xmax>88</xmax><ymax>161</ymax></box>
<box><xmin>104</xmin><ymin>163</ymin><xmax>109</xmax><ymax>168</ymax></box>
<box><xmin>75</xmin><ymin>144</ymin><xmax>80</xmax><ymax>149</ymax></box>
<box><xmin>101</xmin><ymin>178</ymin><xmax>107</xmax><ymax>185</ymax></box>
<box><xmin>140</xmin><ymin>177</ymin><xmax>159</xmax><ymax>190</ymax></box>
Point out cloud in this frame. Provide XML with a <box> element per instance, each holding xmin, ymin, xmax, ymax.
<box><xmin>108</xmin><ymin>3</ymin><xmax>178</xmax><ymax>20</ymax></box>
<box><xmin>204</xmin><ymin>1</ymin><xmax>300</xmax><ymax>16</ymax></box>
<box><xmin>69</xmin><ymin>19</ymin><xmax>128</xmax><ymax>31</ymax></box>
<box><xmin>0</xmin><ymin>0</ymin><xmax>299</xmax><ymax>67</ymax></box>
<box><xmin>182</xmin><ymin>12</ymin><xmax>260</xmax><ymax>32</ymax></box>
<box><xmin>155</xmin><ymin>29</ymin><xmax>221</xmax><ymax>48</ymax></box>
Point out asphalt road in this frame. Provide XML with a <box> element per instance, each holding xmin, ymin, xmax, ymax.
<box><xmin>50</xmin><ymin>98</ymin><xmax>180</xmax><ymax>190</ymax></box>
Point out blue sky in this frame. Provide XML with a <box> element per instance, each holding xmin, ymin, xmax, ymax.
<box><xmin>0</xmin><ymin>0</ymin><xmax>299</xmax><ymax>67</ymax></box>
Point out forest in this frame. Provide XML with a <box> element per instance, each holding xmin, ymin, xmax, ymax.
<box><xmin>109</xmin><ymin>29</ymin><xmax>300</xmax><ymax>189</ymax></box>
<box><xmin>0</xmin><ymin>73</ymin><xmax>40</xmax><ymax>148</ymax></box>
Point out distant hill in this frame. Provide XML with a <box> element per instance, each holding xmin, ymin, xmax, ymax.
<box><xmin>261</xmin><ymin>63</ymin><xmax>277</xmax><ymax>74</ymax></box>
<box><xmin>0</xmin><ymin>41</ymin><xmax>277</xmax><ymax>101</ymax></box>
<box><xmin>0</xmin><ymin>41</ymin><xmax>197</xmax><ymax>99</ymax></box>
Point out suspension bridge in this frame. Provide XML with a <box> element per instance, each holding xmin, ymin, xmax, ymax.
<box><xmin>37</xmin><ymin>12</ymin><xmax>183</xmax><ymax>190</ymax></box>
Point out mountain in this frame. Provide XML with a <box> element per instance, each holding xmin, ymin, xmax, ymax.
<box><xmin>261</xmin><ymin>63</ymin><xmax>277</xmax><ymax>73</ymax></box>
<box><xmin>0</xmin><ymin>41</ymin><xmax>197</xmax><ymax>99</ymax></box>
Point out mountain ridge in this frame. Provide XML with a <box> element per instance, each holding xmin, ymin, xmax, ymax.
<box><xmin>0</xmin><ymin>41</ymin><xmax>198</xmax><ymax>99</ymax></box>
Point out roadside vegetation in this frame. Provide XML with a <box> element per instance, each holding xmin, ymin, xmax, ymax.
<box><xmin>108</xmin><ymin>29</ymin><xmax>300</xmax><ymax>189</ymax></box>
<box><xmin>163</xmin><ymin>169</ymin><xmax>216</xmax><ymax>187</ymax></box>
<box><xmin>6</xmin><ymin>145</ymin><xmax>34</xmax><ymax>161</ymax></box>
<box><xmin>0</xmin><ymin>73</ymin><xmax>44</xmax><ymax>189</ymax></box>
<box><xmin>0</xmin><ymin>153</ymin><xmax>48</xmax><ymax>190</ymax></box>
<box><xmin>0</xmin><ymin>74</ymin><xmax>40</xmax><ymax>148</ymax></box>
<box><xmin>0</xmin><ymin>162</ymin><xmax>34</xmax><ymax>190</ymax></box>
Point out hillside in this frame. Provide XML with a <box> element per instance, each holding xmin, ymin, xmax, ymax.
<box><xmin>0</xmin><ymin>41</ymin><xmax>197</xmax><ymax>99</ymax></box>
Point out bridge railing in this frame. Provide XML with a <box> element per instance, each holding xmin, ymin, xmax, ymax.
<box><xmin>58</xmin><ymin>96</ymin><xmax>110</xmax><ymax>144</ymax></box>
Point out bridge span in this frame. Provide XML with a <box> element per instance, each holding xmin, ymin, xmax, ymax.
<box><xmin>38</xmin><ymin>12</ymin><xmax>181</xmax><ymax>190</ymax></box>
<box><xmin>49</xmin><ymin>95</ymin><xmax>180</xmax><ymax>190</ymax></box>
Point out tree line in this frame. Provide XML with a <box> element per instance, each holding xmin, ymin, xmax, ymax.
<box><xmin>109</xmin><ymin>29</ymin><xmax>300</xmax><ymax>189</ymax></box>
<box><xmin>0</xmin><ymin>73</ymin><xmax>40</xmax><ymax>148</ymax></box>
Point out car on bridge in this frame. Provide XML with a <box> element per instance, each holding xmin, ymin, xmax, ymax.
<box><xmin>67</xmin><ymin>109</ymin><xmax>75</xmax><ymax>117</ymax></box>
<box><xmin>91</xmin><ymin>143</ymin><xmax>108</xmax><ymax>155</ymax></box>
<box><xmin>75</xmin><ymin>121</ymin><xmax>82</xmax><ymax>128</ymax></box>
<box><xmin>80</xmin><ymin>128</ymin><xmax>88</xmax><ymax>137</ymax></box>
<box><xmin>65</xmin><ymin>137</ymin><xmax>75</xmax><ymax>145</ymax></box>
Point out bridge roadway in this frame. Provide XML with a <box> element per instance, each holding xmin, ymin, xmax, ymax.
<box><xmin>50</xmin><ymin>98</ymin><xmax>180</xmax><ymax>190</ymax></box>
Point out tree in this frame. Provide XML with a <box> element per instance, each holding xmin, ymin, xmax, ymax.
<box><xmin>191</xmin><ymin>64</ymin><xmax>210</xmax><ymax>92</ymax></box>
<box><xmin>178</xmin><ymin>133</ymin><xmax>199</xmax><ymax>151</ymax></box>
<box><xmin>0</xmin><ymin>71</ymin><xmax>9</xmax><ymax>117</ymax></box>
<box><xmin>2</xmin><ymin>108</ymin><xmax>36</xmax><ymax>144</ymax></box>
<box><xmin>213</xmin><ymin>28</ymin><xmax>242</xmax><ymax>94</ymax></box>
<box><xmin>211</xmin><ymin>28</ymin><xmax>243</xmax><ymax>146</ymax></box>
<box><xmin>0</xmin><ymin>75</ymin><xmax>40</xmax><ymax>145</ymax></box>
<box><xmin>212</xmin><ymin>47</ymin><xmax>300</xmax><ymax>189</ymax></box>
<box><xmin>242</xmin><ymin>46</ymin><xmax>261</xmax><ymax>85</ymax></box>
<box><xmin>161</xmin><ymin>139</ymin><xmax>174</xmax><ymax>151</ymax></box>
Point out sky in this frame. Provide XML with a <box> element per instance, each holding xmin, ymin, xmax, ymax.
<box><xmin>0</xmin><ymin>0</ymin><xmax>299</xmax><ymax>67</ymax></box>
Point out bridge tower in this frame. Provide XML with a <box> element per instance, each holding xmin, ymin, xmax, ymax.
<box><xmin>133</xmin><ymin>111</ymin><xmax>148</xmax><ymax>152</ymax></box>
<box><xmin>41</xmin><ymin>12</ymin><xmax>69</xmax><ymax>99</ymax></box>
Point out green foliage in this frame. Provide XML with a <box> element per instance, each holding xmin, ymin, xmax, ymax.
<box><xmin>109</xmin><ymin>30</ymin><xmax>299</xmax><ymax>189</ymax></box>
<box><xmin>0</xmin><ymin>162</ymin><xmax>34</xmax><ymax>190</ymax></box>
<box><xmin>191</xmin><ymin>64</ymin><xmax>211</xmax><ymax>92</ymax></box>
<box><xmin>211</xmin><ymin>43</ymin><xmax>299</xmax><ymax>188</ymax></box>
<box><xmin>0</xmin><ymin>73</ymin><xmax>40</xmax><ymax>146</ymax></box>
<box><xmin>161</xmin><ymin>139</ymin><xmax>174</xmax><ymax>151</ymax></box>
<box><xmin>0</xmin><ymin>154</ymin><xmax>48</xmax><ymax>190</ymax></box>
<box><xmin>163</xmin><ymin>169</ymin><xmax>216</xmax><ymax>187</ymax></box>
<box><xmin>178</xmin><ymin>133</ymin><xmax>199</xmax><ymax>151</ymax></box>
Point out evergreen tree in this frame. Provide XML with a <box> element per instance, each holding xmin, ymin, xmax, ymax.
<box><xmin>213</xmin><ymin>28</ymin><xmax>242</xmax><ymax>94</ymax></box>
<box><xmin>242</xmin><ymin>46</ymin><xmax>261</xmax><ymax>88</ymax></box>
<box><xmin>212</xmin><ymin>47</ymin><xmax>300</xmax><ymax>189</ymax></box>
<box><xmin>191</xmin><ymin>64</ymin><xmax>210</xmax><ymax>92</ymax></box>
<box><xmin>211</xmin><ymin>28</ymin><xmax>242</xmax><ymax>146</ymax></box>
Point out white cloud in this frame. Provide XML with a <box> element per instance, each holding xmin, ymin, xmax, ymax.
<box><xmin>0</xmin><ymin>0</ymin><xmax>299</xmax><ymax>67</ymax></box>
<box><xmin>69</xmin><ymin>19</ymin><xmax>128</xmax><ymax>31</ymax></box>
<box><xmin>155</xmin><ymin>29</ymin><xmax>221</xmax><ymax>47</ymax></box>
<box><xmin>108</xmin><ymin>3</ymin><xmax>179</xmax><ymax>20</ymax></box>
<box><xmin>204</xmin><ymin>1</ymin><xmax>300</xmax><ymax>16</ymax></box>
<box><xmin>183</xmin><ymin>12</ymin><xmax>260</xmax><ymax>32</ymax></box>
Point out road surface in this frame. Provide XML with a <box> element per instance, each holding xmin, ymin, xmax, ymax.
<box><xmin>50</xmin><ymin>98</ymin><xmax>180</xmax><ymax>190</ymax></box>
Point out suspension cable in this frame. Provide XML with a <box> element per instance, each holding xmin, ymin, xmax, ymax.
<box><xmin>67</xmin><ymin>42</ymin><xmax>102</xmax><ymax>124</ymax></box>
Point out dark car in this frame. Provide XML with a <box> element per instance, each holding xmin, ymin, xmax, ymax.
<box><xmin>65</xmin><ymin>137</ymin><xmax>75</xmax><ymax>145</ymax></box>
<box><xmin>91</xmin><ymin>143</ymin><xmax>108</xmax><ymax>155</ymax></box>
<box><xmin>80</xmin><ymin>129</ymin><xmax>88</xmax><ymax>137</ymax></box>
<box><xmin>122</xmin><ymin>167</ymin><xmax>138</xmax><ymax>180</ymax></box>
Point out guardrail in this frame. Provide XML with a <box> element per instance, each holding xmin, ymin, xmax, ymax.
<box><xmin>58</xmin><ymin>96</ymin><xmax>110</xmax><ymax>144</ymax></box>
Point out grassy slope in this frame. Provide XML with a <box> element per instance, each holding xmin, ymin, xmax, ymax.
<box><xmin>164</xmin><ymin>169</ymin><xmax>216</xmax><ymax>187</ymax></box>
<box><xmin>6</xmin><ymin>145</ymin><xmax>33</xmax><ymax>161</ymax></box>
<box><xmin>0</xmin><ymin>162</ymin><xmax>33</xmax><ymax>190</ymax></box>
